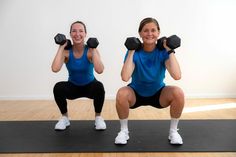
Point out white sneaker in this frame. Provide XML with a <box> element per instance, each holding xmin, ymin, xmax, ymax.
<box><xmin>54</xmin><ymin>116</ymin><xmax>70</xmax><ymax>131</ymax></box>
<box><xmin>168</xmin><ymin>129</ymin><xmax>183</xmax><ymax>145</ymax></box>
<box><xmin>95</xmin><ymin>116</ymin><xmax>106</xmax><ymax>130</ymax></box>
<box><xmin>115</xmin><ymin>130</ymin><xmax>129</xmax><ymax>145</ymax></box>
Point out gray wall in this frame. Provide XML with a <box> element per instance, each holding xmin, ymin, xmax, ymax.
<box><xmin>0</xmin><ymin>0</ymin><xmax>236</xmax><ymax>100</ymax></box>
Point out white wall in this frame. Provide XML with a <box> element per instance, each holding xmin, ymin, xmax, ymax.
<box><xmin>0</xmin><ymin>0</ymin><xmax>236</xmax><ymax>100</ymax></box>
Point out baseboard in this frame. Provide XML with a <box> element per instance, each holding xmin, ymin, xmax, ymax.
<box><xmin>0</xmin><ymin>93</ymin><xmax>236</xmax><ymax>100</ymax></box>
<box><xmin>186</xmin><ymin>93</ymin><xmax>236</xmax><ymax>99</ymax></box>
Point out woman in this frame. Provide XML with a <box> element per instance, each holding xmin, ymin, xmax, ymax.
<box><xmin>51</xmin><ymin>21</ymin><xmax>106</xmax><ymax>131</ymax></box>
<box><xmin>115</xmin><ymin>17</ymin><xmax>185</xmax><ymax>145</ymax></box>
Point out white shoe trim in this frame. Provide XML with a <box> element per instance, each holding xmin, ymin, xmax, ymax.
<box><xmin>168</xmin><ymin>131</ymin><xmax>183</xmax><ymax>145</ymax></box>
<box><xmin>54</xmin><ymin>117</ymin><xmax>70</xmax><ymax>131</ymax></box>
<box><xmin>115</xmin><ymin>130</ymin><xmax>129</xmax><ymax>145</ymax></box>
<box><xmin>95</xmin><ymin>116</ymin><xmax>106</xmax><ymax>130</ymax></box>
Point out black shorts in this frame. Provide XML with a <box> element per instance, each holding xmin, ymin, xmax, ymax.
<box><xmin>128</xmin><ymin>85</ymin><xmax>165</xmax><ymax>109</ymax></box>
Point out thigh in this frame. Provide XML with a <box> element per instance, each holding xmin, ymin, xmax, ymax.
<box><xmin>117</xmin><ymin>86</ymin><xmax>136</xmax><ymax>108</ymax></box>
<box><xmin>54</xmin><ymin>81</ymin><xmax>83</xmax><ymax>99</ymax></box>
<box><xmin>159</xmin><ymin>86</ymin><xmax>184</xmax><ymax>108</ymax></box>
<box><xmin>84</xmin><ymin>79</ymin><xmax>105</xmax><ymax>98</ymax></box>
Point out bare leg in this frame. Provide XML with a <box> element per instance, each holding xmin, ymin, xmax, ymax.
<box><xmin>159</xmin><ymin>86</ymin><xmax>185</xmax><ymax>144</ymax></box>
<box><xmin>115</xmin><ymin>86</ymin><xmax>136</xmax><ymax>144</ymax></box>
<box><xmin>159</xmin><ymin>86</ymin><xmax>185</xmax><ymax>118</ymax></box>
<box><xmin>116</xmin><ymin>86</ymin><xmax>136</xmax><ymax>119</ymax></box>
<box><xmin>95</xmin><ymin>113</ymin><xmax>101</xmax><ymax>116</ymax></box>
<box><xmin>62</xmin><ymin>113</ymin><xmax>68</xmax><ymax>117</ymax></box>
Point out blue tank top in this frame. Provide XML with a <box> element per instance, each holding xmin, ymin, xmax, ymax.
<box><xmin>124</xmin><ymin>48</ymin><xmax>169</xmax><ymax>97</ymax></box>
<box><xmin>66</xmin><ymin>46</ymin><xmax>94</xmax><ymax>85</ymax></box>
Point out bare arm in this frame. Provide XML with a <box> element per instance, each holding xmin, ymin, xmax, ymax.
<box><xmin>88</xmin><ymin>48</ymin><xmax>104</xmax><ymax>74</ymax></box>
<box><xmin>165</xmin><ymin>53</ymin><xmax>181</xmax><ymax>80</ymax></box>
<box><xmin>163</xmin><ymin>41</ymin><xmax>181</xmax><ymax>80</ymax></box>
<box><xmin>121</xmin><ymin>50</ymin><xmax>135</xmax><ymax>82</ymax></box>
<box><xmin>51</xmin><ymin>44</ymin><xmax>67</xmax><ymax>73</ymax></box>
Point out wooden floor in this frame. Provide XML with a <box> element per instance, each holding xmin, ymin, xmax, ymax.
<box><xmin>0</xmin><ymin>98</ymin><xmax>236</xmax><ymax>157</ymax></box>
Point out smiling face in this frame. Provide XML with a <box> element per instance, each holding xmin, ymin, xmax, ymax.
<box><xmin>138</xmin><ymin>18</ymin><xmax>160</xmax><ymax>47</ymax></box>
<box><xmin>139</xmin><ymin>22</ymin><xmax>160</xmax><ymax>45</ymax></box>
<box><xmin>70</xmin><ymin>22</ymin><xmax>87</xmax><ymax>45</ymax></box>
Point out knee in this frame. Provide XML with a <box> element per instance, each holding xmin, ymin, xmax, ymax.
<box><xmin>116</xmin><ymin>88</ymin><xmax>129</xmax><ymax>105</ymax></box>
<box><xmin>94</xmin><ymin>81</ymin><xmax>105</xmax><ymax>95</ymax></box>
<box><xmin>53</xmin><ymin>82</ymin><xmax>64</xmax><ymax>95</ymax></box>
<box><xmin>172</xmin><ymin>87</ymin><xmax>185</xmax><ymax>103</ymax></box>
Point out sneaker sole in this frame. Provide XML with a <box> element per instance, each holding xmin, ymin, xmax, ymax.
<box><xmin>114</xmin><ymin>136</ymin><xmax>129</xmax><ymax>145</ymax></box>
<box><xmin>94</xmin><ymin>124</ymin><xmax>106</xmax><ymax>131</ymax></box>
<box><xmin>168</xmin><ymin>137</ymin><xmax>183</xmax><ymax>145</ymax></box>
<box><xmin>115</xmin><ymin>141</ymin><xmax>128</xmax><ymax>145</ymax></box>
<box><xmin>54</xmin><ymin>124</ymin><xmax>70</xmax><ymax>131</ymax></box>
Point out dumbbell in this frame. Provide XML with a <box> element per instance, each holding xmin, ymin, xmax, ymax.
<box><xmin>156</xmin><ymin>35</ymin><xmax>181</xmax><ymax>50</ymax></box>
<box><xmin>87</xmin><ymin>38</ymin><xmax>99</xmax><ymax>48</ymax></box>
<box><xmin>124</xmin><ymin>37</ymin><xmax>142</xmax><ymax>50</ymax></box>
<box><xmin>54</xmin><ymin>33</ymin><xmax>72</xmax><ymax>50</ymax></box>
<box><xmin>125</xmin><ymin>35</ymin><xmax>181</xmax><ymax>51</ymax></box>
<box><xmin>54</xmin><ymin>33</ymin><xmax>99</xmax><ymax>49</ymax></box>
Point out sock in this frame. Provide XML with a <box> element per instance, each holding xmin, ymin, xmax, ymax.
<box><xmin>95</xmin><ymin>116</ymin><xmax>104</xmax><ymax>123</ymax></box>
<box><xmin>170</xmin><ymin>118</ymin><xmax>179</xmax><ymax>133</ymax></box>
<box><xmin>95</xmin><ymin>116</ymin><xmax>101</xmax><ymax>119</ymax></box>
<box><xmin>120</xmin><ymin>119</ymin><xmax>128</xmax><ymax>132</ymax></box>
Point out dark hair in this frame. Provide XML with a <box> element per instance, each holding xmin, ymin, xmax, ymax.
<box><xmin>70</xmin><ymin>21</ymin><xmax>87</xmax><ymax>33</ymax></box>
<box><xmin>138</xmin><ymin>17</ymin><xmax>160</xmax><ymax>33</ymax></box>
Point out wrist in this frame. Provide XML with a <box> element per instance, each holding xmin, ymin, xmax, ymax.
<box><xmin>128</xmin><ymin>50</ymin><xmax>135</xmax><ymax>53</ymax></box>
<box><xmin>168</xmin><ymin>49</ymin><xmax>175</xmax><ymax>54</ymax></box>
<box><xmin>91</xmin><ymin>49</ymin><xmax>99</xmax><ymax>59</ymax></box>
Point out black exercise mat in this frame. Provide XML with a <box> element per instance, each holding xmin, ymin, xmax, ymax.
<box><xmin>0</xmin><ymin>120</ymin><xmax>236</xmax><ymax>153</ymax></box>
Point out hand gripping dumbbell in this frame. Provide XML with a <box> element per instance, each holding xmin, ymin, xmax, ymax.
<box><xmin>86</xmin><ymin>38</ymin><xmax>99</xmax><ymax>48</ymax></box>
<box><xmin>124</xmin><ymin>35</ymin><xmax>181</xmax><ymax>52</ymax></box>
<box><xmin>54</xmin><ymin>33</ymin><xmax>72</xmax><ymax>50</ymax></box>
<box><xmin>156</xmin><ymin>35</ymin><xmax>181</xmax><ymax>51</ymax></box>
<box><xmin>124</xmin><ymin>37</ymin><xmax>142</xmax><ymax>50</ymax></box>
<box><xmin>54</xmin><ymin>33</ymin><xmax>99</xmax><ymax>49</ymax></box>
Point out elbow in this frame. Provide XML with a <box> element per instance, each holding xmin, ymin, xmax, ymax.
<box><xmin>122</xmin><ymin>77</ymin><xmax>129</xmax><ymax>82</ymax></box>
<box><xmin>51</xmin><ymin>66</ymin><xmax>60</xmax><ymax>73</ymax></box>
<box><xmin>121</xmin><ymin>75</ymin><xmax>130</xmax><ymax>82</ymax></box>
<box><xmin>96</xmin><ymin>69</ymin><xmax>104</xmax><ymax>74</ymax></box>
<box><xmin>95</xmin><ymin>63</ymin><xmax>104</xmax><ymax>74</ymax></box>
<box><xmin>172</xmin><ymin>73</ymin><xmax>181</xmax><ymax>80</ymax></box>
<box><xmin>121</xmin><ymin>69</ymin><xmax>132</xmax><ymax>82</ymax></box>
<box><xmin>174</xmin><ymin>75</ymin><xmax>181</xmax><ymax>80</ymax></box>
<box><xmin>95</xmin><ymin>66</ymin><xmax>104</xmax><ymax>74</ymax></box>
<box><xmin>122</xmin><ymin>78</ymin><xmax>129</xmax><ymax>82</ymax></box>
